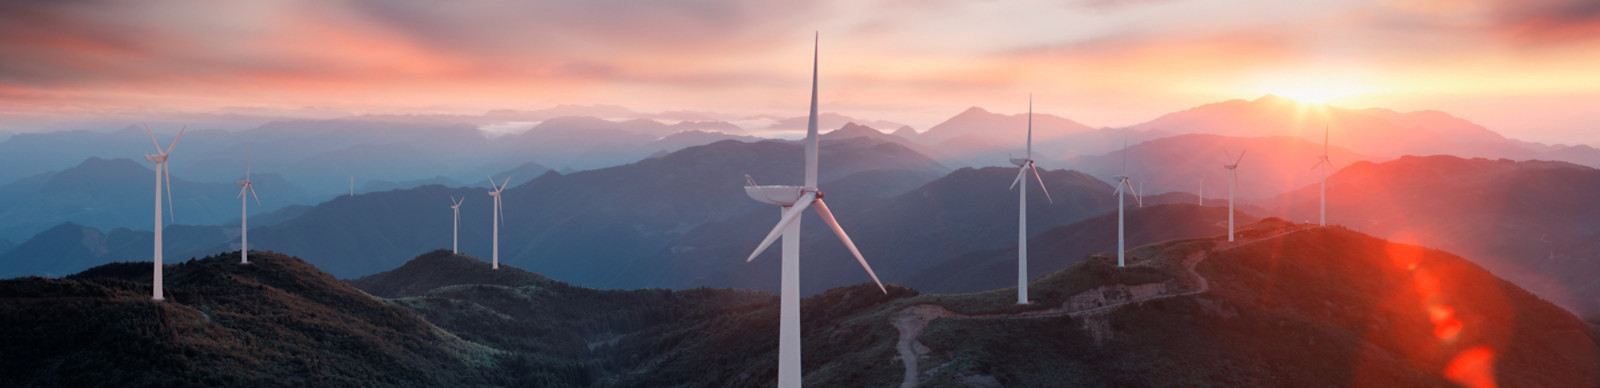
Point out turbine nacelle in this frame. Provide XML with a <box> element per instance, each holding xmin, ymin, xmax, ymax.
<box><xmin>144</xmin><ymin>154</ymin><xmax>167</xmax><ymax>163</ymax></box>
<box><xmin>1008</xmin><ymin>157</ymin><xmax>1031</xmax><ymax>167</ymax></box>
<box><xmin>745</xmin><ymin>185</ymin><xmax>811</xmax><ymax>206</ymax></box>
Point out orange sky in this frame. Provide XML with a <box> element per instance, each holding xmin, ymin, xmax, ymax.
<box><xmin>1</xmin><ymin>0</ymin><xmax>1597</xmax><ymax>144</ymax></box>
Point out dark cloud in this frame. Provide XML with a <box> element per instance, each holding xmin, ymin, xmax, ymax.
<box><xmin>1495</xmin><ymin>0</ymin><xmax>1600</xmax><ymax>43</ymax></box>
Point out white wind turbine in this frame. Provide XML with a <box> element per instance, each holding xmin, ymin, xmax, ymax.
<box><xmin>742</xmin><ymin>34</ymin><xmax>886</xmax><ymax>388</ymax></box>
<box><xmin>449</xmin><ymin>195</ymin><xmax>464</xmax><ymax>254</ymax></box>
<box><xmin>236</xmin><ymin>149</ymin><xmax>261</xmax><ymax>264</ymax></box>
<box><xmin>1310</xmin><ymin>125</ymin><xmax>1334</xmax><ymax>227</ymax></box>
<box><xmin>1111</xmin><ymin>134</ymin><xmax>1140</xmax><ymax>267</ymax></box>
<box><xmin>1006</xmin><ymin>95</ymin><xmax>1053</xmax><ymax>304</ymax></box>
<box><xmin>141</xmin><ymin>125</ymin><xmax>185</xmax><ymax>301</ymax></box>
<box><xmin>487</xmin><ymin>175</ymin><xmax>510</xmax><ymax>270</ymax></box>
<box><xmin>1222</xmin><ymin>148</ymin><xmax>1246</xmax><ymax>242</ymax></box>
<box><xmin>1198</xmin><ymin>175</ymin><xmax>1205</xmax><ymax>206</ymax></box>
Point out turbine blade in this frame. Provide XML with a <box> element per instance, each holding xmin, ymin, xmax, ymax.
<box><xmin>249</xmin><ymin>184</ymin><xmax>260</xmax><ymax>205</ymax></box>
<box><xmin>746</xmin><ymin>192</ymin><xmax>816</xmax><ymax>262</ymax></box>
<box><xmin>813</xmin><ymin>199</ymin><xmax>886</xmax><ymax>294</ymax></box>
<box><xmin>1030</xmin><ymin>163</ymin><xmax>1052</xmax><ymax>204</ymax></box>
<box><xmin>1236</xmin><ymin>149</ymin><xmax>1247</xmax><ymax>164</ymax></box>
<box><xmin>487</xmin><ymin>175</ymin><xmax>496</xmax><ymax>188</ymax></box>
<box><xmin>1026</xmin><ymin>94</ymin><xmax>1033</xmax><ymax>159</ymax></box>
<box><xmin>245</xmin><ymin>146</ymin><xmax>251</xmax><ymax>180</ymax></box>
<box><xmin>165</xmin><ymin>125</ymin><xmax>186</xmax><ymax>155</ymax></box>
<box><xmin>804</xmin><ymin>32</ymin><xmax>820</xmax><ymax>190</ymax></box>
<box><xmin>1309</xmin><ymin>159</ymin><xmax>1327</xmax><ymax>171</ymax></box>
<box><xmin>142</xmin><ymin>124</ymin><xmax>163</xmax><ymax>153</ymax></box>
<box><xmin>1008</xmin><ymin>166</ymin><xmax>1026</xmax><ymax>190</ymax></box>
<box><xmin>164</xmin><ymin>164</ymin><xmax>175</xmax><ymax>224</ymax></box>
<box><xmin>1221</xmin><ymin>148</ymin><xmax>1233</xmax><ymax>164</ymax></box>
<box><xmin>238</xmin><ymin>185</ymin><xmax>248</xmax><ymax>198</ymax></box>
<box><xmin>501</xmin><ymin>176</ymin><xmax>512</xmax><ymax>191</ymax></box>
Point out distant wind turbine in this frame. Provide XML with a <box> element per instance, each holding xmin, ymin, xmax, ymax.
<box><xmin>1111</xmin><ymin>134</ymin><xmax>1140</xmax><ymax>267</ymax></box>
<box><xmin>236</xmin><ymin>148</ymin><xmax>261</xmax><ymax>264</ymax></box>
<box><xmin>487</xmin><ymin>176</ymin><xmax>510</xmax><ymax>270</ymax></box>
<box><xmin>349</xmin><ymin>176</ymin><xmax>354</xmax><ymax>197</ymax></box>
<box><xmin>742</xmin><ymin>34</ymin><xmax>886</xmax><ymax>388</ymax></box>
<box><xmin>450</xmin><ymin>195</ymin><xmax>464</xmax><ymax>254</ymax></box>
<box><xmin>1198</xmin><ymin>175</ymin><xmax>1205</xmax><ymax>206</ymax></box>
<box><xmin>1310</xmin><ymin>125</ymin><xmax>1335</xmax><ymax>227</ymax></box>
<box><xmin>141</xmin><ymin>125</ymin><xmax>186</xmax><ymax>301</ymax></box>
<box><xmin>1222</xmin><ymin>148</ymin><xmax>1247</xmax><ymax>242</ymax></box>
<box><xmin>1007</xmin><ymin>95</ymin><xmax>1052</xmax><ymax>304</ymax></box>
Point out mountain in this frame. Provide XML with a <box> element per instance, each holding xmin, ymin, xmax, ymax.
<box><xmin>821</xmin><ymin>122</ymin><xmax>941</xmax><ymax>159</ymax></box>
<box><xmin>756</xmin><ymin>112</ymin><xmax>908</xmax><ymax>134</ymax></box>
<box><xmin>642</xmin><ymin>166</ymin><xmax>1123</xmax><ymax>295</ymax></box>
<box><xmin>904</xmin><ymin>203</ymin><xmax>1260</xmax><ymax>293</ymax></box>
<box><xmin>1067</xmin><ymin>133</ymin><xmax>1372</xmax><ymax>199</ymax></box>
<box><xmin>0</xmin><ymin>238</ymin><xmax>12</xmax><ymax>256</ymax></box>
<box><xmin>0</xmin><ymin>252</ymin><xmax>509</xmax><ymax>386</ymax></box>
<box><xmin>1124</xmin><ymin>95</ymin><xmax>1600</xmax><ymax>167</ymax></box>
<box><xmin>358</xmin><ymin>176</ymin><xmax>466</xmax><ymax>194</ymax></box>
<box><xmin>491</xmin><ymin>162</ymin><xmax>553</xmax><ymax>182</ymax></box>
<box><xmin>0</xmin><ymin>157</ymin><xmax>318</xmax><ymax>242</ymax></box>
<box><xmin>1267</xmin><ymin>155</ymin><xmax>1600</xmax><ymax>317</ymax></box>
<box><xmin>196</xmin><ymin>136</ymin><xmax>947</xmax><ymax>281</ymax></box>
<box><xmin>0</xmin><ymin>222</ymin><xmax>228</xmax><ymax>278</ymax></box>
<box><xmin>907</xmin><ymin>106</ymin><xmax>1097</xmax><ymax>167</ymax></box>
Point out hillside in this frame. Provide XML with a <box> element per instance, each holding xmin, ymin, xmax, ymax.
<box><xmin>1267</xmin><ymin>155</ymin><xmax>1600</xmax><ymax>317</ymax></box>
<box><xmin>362</xmin><ymin>220</ymin><xmax>1600</xmax><ymax>386</ymax></box>
<box><xmin>0</xmin><ymin>251</ymin><xmax>509</xmax><ymax>386</ymax></box>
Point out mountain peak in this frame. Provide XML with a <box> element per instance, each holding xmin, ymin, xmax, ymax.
<box><xmin>957</xmin><ymin>106</ymin><xmax>992</xmax><ymax>116</ymax></box>
<box><xmin>348</xmin><ymin>250</ymin><xmax>560</xmax><ymax>298</ymax></box>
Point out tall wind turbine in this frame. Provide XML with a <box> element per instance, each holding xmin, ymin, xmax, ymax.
<box><xmin>1310</xmin><ymin>125</ymin><xmax>1334</xmax><ymax>227</ymax></box>
<box><xmin>236</xmin><ymin>149</ymin><xmax>260</xmax><ymax>264</ymax></box>
<box><xmin>449</xmin><ymin>196</ymin><xmax>464</xmax><ymax>254</ymax></box>
<box><xmin>1198</xmin><ymin>175</ymin><xmax>1205</xmax><ymax>206</ymax></box>
<box><xmin>742</xmin><ymin>34</ymin><xmax>886</xmax><ymax>388</ymax></box>
<box><xmin>487</xmin><ymin>176</ymin><xmax>510</xmax><ymax>270</ymax></box>
<box><xmin>1007</xmin><ymin>95</ymin><xmax>1053</xmax><ymax>304</ymax></box>
<box><xmin>142</xmin><ymin>125</ymin><xmax>185</xmax><ymax>301</ymax></box>
<box><xmin>1111</xmin><ymin>134</ymin><xmax>1139</xmax><ymax>267</ymax></box>
<box><xmin>1222</xmin><ymin>148</ymin><xmax>1246</xmax><ymax>242</ymax></box>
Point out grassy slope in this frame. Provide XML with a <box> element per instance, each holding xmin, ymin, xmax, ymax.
<box><xmin>0</xmin><ymin>251</ymin><xmax>502</xmax><ymax>387</ymax></box>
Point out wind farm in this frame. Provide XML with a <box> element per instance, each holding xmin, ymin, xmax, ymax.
<box><xmin>2</xmin><ymin>1</ymin><xmax>1599</xmax><ymax>387</ymax></box>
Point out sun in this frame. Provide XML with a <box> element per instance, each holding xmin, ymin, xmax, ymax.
<box><xmin>1275</xmin><ymin>85</ymin><xmax>1359</xmax><ymax>104</ymax></box>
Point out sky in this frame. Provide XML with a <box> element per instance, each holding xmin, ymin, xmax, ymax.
<box><xmin>1</xmin><ymin>0</ymin><xmax>1598</xmax><ymax>145</ymax></box>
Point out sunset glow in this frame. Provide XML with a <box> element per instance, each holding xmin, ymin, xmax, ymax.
<box><xmin>0</xmin><ymin>0</ymin><xmax>1596</xmax><ymax>144</ymax></box>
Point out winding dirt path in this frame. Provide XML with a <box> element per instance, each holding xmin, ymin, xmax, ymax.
<box><xmin>891</xmin><ymin>226</ymin><xmax>1303</xmax><ymax>387</ymax></box>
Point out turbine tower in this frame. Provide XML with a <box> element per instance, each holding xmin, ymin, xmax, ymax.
<box><xmin>1310</xmin><ymin>125</ymin><xmax>1334</xmax><ymax>227</ymax></box>
<box><xmin>1198</xmin><ymin>175</ymin><xmax>1205</xmax><ymax>206</ymax></box>
<box><xmin>1222</xmin><ymin>148</ymin><xmax>1247</xmax><ymax>242</ymax></box>
<box><xmin>1007</xmin><ymin>95</ymin><xmax>1053</xmax><ymax>304</ymax></box>
<box><xmin>1111</xmin><ymin>134</ymin><xmax>1139</xmax><ymax>267</ymax></box>
<box><xmin>742</xmin><ymin>34</ymin><xmax>886</xmax><ymax>388</ymax></box>
<box><xmin>141</xmin><ymin>125</ymin><xmax>185</xmax><ymax>301</ymax></box>
<box><xmin>450</xmin><ymin>195</ymin><xmax>464</xmax><ymax>254</ymax></box>
<box><xmin>236</xmin><ymin>149</ymin><xmax>260</xmax><ymax>264</ymax></box>
<box><xmin>487</xmin><ymin>176</ymin><xmax>510</xmax><ymax>270</ymax></box>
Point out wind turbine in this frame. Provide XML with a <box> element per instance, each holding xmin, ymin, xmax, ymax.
<box><xmin>1222</xmin><ymin>148</ymin><xmax>1246</xmax><ymax>242</ymax></box>
<box><xmin>1310</xmin><ymin>125</ymin><xmax>1334</xmax><ymax>227</ymax></box>
<box><xmin>236</xmin><ymin>148</ymin><xmax>261</xmax><ymax>264</ymax></box>
<box><xmin>349</xmin><ymin>176</ymin><xmax>354</xmax><ymax>197</ymax></box>
<box><xmin>1111</xmin><ymin>134</ymin><xmax>1139</xmax><ymax>267</ymax></box>
<box><xmin>742</xmin><ymin>34</ymin><xmax>886</xmax><ymax>388</ymax></box>
<box><xmin>141</xmin><ymin>125</ymin><xmax>185</xmax><ymax>301</ymax></box>
<box><xmin>1006</xmin><ymin>95</ymin><xmax>1053</xmax><ymax>304</ymax></box>
<box><xmin>1198</xmin><ymin>175</ymin><xmax>1205</xmax><ymax>206</ymax></box>
<box><xmin>449</xmin><ymin>195</ymin><xmax>464</xmax><ymax>254</ymax></box>
<box><xmin>487</xmin><ymin>175</ymin><xmax>510</xmax><ymax>270</ymax></box>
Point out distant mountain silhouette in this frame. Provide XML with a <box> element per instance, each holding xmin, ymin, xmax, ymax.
<box><xmin>1266</xmin><ymin>155</ymin><xmax>1600</xmax><ymax>317</ymax></box>
<box><xmin>645</xmin><ymin>166</ymin><xmax>1124</xmax><ymax>295</ymax></box>
<box><xmin>173</xmin><ymin>136</ymin><xmax>947</xmax><ymax>281</ymax></box>
<box><xmin>1124</xmin><ymin>95</ymin><xmax>1600</xmax><ymax>167</ymax></box>
<box><xmin>0</xmin><ymin>157</ymin><xmax>316</xmax><ymax>242</ymax></box>
<box><xmin>907</xmin><ymin>106</ymin><xmax>1100</xmax><ymax>167</ymax></box>
<box><xmin>1068</xmin><ymin>133</ymin><xmax>1371</xmax><ymax>199</ymax></box>
<box><xmin>358</xmin><ymin>175</ymin><xmax>466</xmax><ymax>194</ymax></box>
<box><xmin>0</xmin><ymin>222</ymin><xmax>227</xmax><ymax>278</ymax></box>
<box><xmin>905</xmin><ymin>203</ymin><xmax>1260</xmax><ymax>293</ymax></box>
